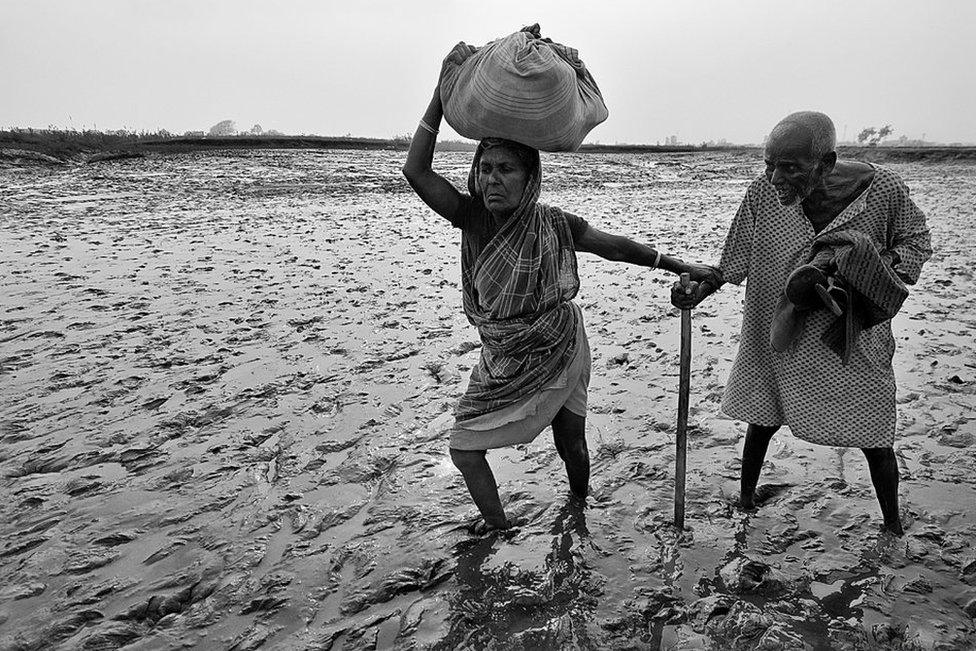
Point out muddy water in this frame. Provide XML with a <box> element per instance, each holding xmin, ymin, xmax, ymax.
<box><xmin>1</xmin><ymin>149</ymin><xmax>974</xmax><ymax>649</ymax></box>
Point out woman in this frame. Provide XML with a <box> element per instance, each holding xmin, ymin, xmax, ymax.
<box><xmin>403</xmin><ymin>84</ymin><xmax>719</xmax><ymax>533</ymax></box>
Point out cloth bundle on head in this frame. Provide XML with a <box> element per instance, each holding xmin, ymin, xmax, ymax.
<box><xmin>439</xmin><ymin>24</ymin><xmax>608</xmax><ymax>152</ymax></box>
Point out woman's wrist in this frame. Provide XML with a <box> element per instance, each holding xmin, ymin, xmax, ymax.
<box><xmin>421</xmin><ymin>108</ymin><xmax>442</xmax><ymax>131</ymax></box>
<box><xmin>415</xmin><ymin>95</ymin><xmax>443</xmax><ymax>141</ymax></box>
<box><xmin>650</xmin><ymin>249</ymin><xmax>662</xmax><ymax>269</ymax></box>
<box><xmin>656</xmin><ymin>254</ymin><xmax>683</xmax><ymax>275</ymax></box>
<box><xmin>425</xmin><ymin>87</ymin><xmax>443</xmax><ymax>120</ymax></box>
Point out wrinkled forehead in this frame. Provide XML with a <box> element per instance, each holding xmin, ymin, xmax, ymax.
<box><xmin>479</xmin><ymin>144</ymin><xmax>526</xmax><ymax>168</ymax></box>
<box><xmin>764</xmin><ymin>123</ymin><xmax>816</xmax><ymax>160</ymax></box>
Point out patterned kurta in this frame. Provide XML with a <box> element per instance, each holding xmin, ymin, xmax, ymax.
<box><xmin>719</xmin><ymin>166</ymin><xmax>932</xmax><ymax>447</ymax></box>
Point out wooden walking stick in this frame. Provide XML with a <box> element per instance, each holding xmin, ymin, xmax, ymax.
<box><xmin>674</xmin><ymin>272</ymin><xmax>694</xmax><ymax>530</ymax></box>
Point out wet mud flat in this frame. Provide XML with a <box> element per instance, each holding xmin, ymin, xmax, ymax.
<box><xmin>1</xmin><ymin>149</ymin><xmax>974</xmax><ymax>649</ymax></box>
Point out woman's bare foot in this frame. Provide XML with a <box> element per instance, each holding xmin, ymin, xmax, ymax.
<box><xmin>468</xmin><ymin>518</ymin><xmax>512</xmax><ymax>536</ymax></box>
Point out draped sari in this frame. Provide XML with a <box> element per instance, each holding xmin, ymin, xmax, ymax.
<box><xmin>454</xmin><ymin>141</ymin><xmax>582</xmax><ymax>422</ymax></box>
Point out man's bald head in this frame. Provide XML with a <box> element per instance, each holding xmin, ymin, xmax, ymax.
<box><xmin>769</xmin><ymin>111</ymin><xmax>836</xmax><ymax>160</ymax></box>
<box><xmin>763</xmin><ymin>111</ymin><xmax>838</xmax><ymax>205</ymax></box>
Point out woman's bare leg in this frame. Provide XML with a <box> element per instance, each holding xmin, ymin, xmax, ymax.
<box><xmin>552</xmin><ymin>407</ymin><xmax>589</xmax><ymax>498</ymax></box>
<box><xmin>450</xmin><ymin>448</ymin><xmax>509</xmax><ymax>529</ymax></box>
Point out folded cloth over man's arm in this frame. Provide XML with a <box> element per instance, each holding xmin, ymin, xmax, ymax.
<box><xmin>813</xmin><ymin>231</ymin><xmax>909</xmax><ymax>360</ymax></box>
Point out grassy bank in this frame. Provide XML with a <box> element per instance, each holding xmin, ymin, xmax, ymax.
<box><xmin>0</xmin><ymin>130</ymin><xmax>416</xmax><ymax>164</ymax></box>
<box><xmin>3</xmin><ymin>128</ymin><xmax>975</xmax><ymax>165</ymax></box>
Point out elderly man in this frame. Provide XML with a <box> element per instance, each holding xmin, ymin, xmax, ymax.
<box><xmin>674</xmin><ymin>111</ymin><xmax>931</xmax><ymax>535</ymax></box>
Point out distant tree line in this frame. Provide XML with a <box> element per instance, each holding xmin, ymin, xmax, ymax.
<box><xmin>858</xmin><ymin>125</ymin><xmax>893</xmax><ymax>147</ymax></box>
<box><xmin>206</xmin><ymin>120</ymin><xmax>283</xmax><ymax>137</ymax></box>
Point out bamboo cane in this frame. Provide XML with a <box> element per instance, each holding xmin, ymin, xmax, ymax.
<box><xmin>674</xmin><ymin>272</ymin><xmax>693</xmax><ymax>530</ymax></box>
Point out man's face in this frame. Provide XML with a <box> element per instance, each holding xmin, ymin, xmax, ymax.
<box><xmin>763</xmin><ymin>126</ymin><xmax>828</xmax><ymax>205</ymax></box>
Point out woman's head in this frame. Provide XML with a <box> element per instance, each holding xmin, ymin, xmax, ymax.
<box><xmin>469</xmin><ymin>138</ymin><xmax>540</xmax><ymax>218</ymax></box>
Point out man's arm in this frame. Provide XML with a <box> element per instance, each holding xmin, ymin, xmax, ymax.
<box><xmin>886</xmin><ymin>176</ymin><xmax>932</xmax><ymax>285</ymax></box>
<box><xmin>670</xmin><ymin>182</ymin><xmax>761</xmax><ymax>309</ymax></box>
<box><xmin>717</xmin><ymin>182</ymin><xmax>760</xmax><ymax>286</ymax></box>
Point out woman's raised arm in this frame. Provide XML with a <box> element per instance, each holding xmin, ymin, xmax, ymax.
<box><xmin>401</xmin><ymin>87</ymin><xmax>464</xmax><ymax>221</ymax></box>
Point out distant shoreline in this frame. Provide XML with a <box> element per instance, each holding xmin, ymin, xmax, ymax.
<box><xmin>3</xmin><ymin>131</ymin><xmax>975</xmax><ymax>165</ymax></box>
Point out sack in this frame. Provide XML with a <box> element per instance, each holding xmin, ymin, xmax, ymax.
<box><xmin>439</xmin><ymin>24</ymin><xmax>608</xmax><ymax>152</ymax></box>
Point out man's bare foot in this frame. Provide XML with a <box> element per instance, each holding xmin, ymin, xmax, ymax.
<box><xmin>882</xmin><ymin>519</ymin><xmax>904</xmax><ymax>536</ymax></box>
<box><xmin>568</xmin><ymin>486</ymin><xmax>591</xmax><ymax>505</ymax></box>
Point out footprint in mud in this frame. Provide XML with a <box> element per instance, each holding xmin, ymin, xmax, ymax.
<box><xmin>704</xmin><ymin>492</ymin><xmax>739</xmax><ymax>520</ymax></box>
<box><xmin>746</xmin><ymin>482</ymin><xmax>794</xmax><ymax>510</ymax></box>
<box><xmin>719</xmin><ymin>557</ymin><xmax>795</xmax><ymax>598</ymax></box>
<box><xmin>141</xmin><ymin>396</ymin><xmax>169</xmax><ymax>410</ymax></box>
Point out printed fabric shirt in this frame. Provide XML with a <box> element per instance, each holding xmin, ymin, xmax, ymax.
<box><xmin>718</xmin><ymin>165</ymin><xmax>932</xmax><ymax>447</ymax></box>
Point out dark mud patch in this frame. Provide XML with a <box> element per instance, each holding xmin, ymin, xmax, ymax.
<box><xmin>1</xmin><ymin>150</ymin><xmax>974</xmax><ymax>648</ymax></box>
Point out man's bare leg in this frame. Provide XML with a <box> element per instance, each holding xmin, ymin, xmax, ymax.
<box><xmin>740</xmin><ymin>423</ymin><xmax>780</xmax><ymax>509</ymax></box>
<box><xmin>450</xmin><ymin>448</ymin><xmax>509</xmax><ymax>530</ymax></box>
<box><xmin>551</xmin><ymin>407</ymin><xmax>589</xmax><ymax>499</ymax></box>
<box><xmin>862</xmin><ymin>446</ymin><xmax>903</xmax><ymax>535</ymax></box>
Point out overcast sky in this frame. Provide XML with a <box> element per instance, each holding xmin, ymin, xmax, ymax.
<box><xmin>3</xmin><ymin>0</ymin><xmax>974</xmax><ymax>144</ymax></box>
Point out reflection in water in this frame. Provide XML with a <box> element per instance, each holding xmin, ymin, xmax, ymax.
<box><xmin>446</xmin><ymin>499</ymin><xmax>598</xmax><ymax>648</ymax></box>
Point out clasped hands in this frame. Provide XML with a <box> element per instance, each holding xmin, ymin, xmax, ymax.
<box><xmin>672</xmin><ymin>264</ymin><xmax>723</xmax><ymax>310</ymax></box>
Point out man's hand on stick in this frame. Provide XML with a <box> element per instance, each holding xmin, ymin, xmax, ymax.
<box><xmin>671</xmin><ymin>266</ymin><xmax>722</xmax><ymax>309</ymax></box>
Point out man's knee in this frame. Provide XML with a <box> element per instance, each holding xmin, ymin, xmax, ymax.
<box><xmin>861</xmin><ymin>448</ymin><xmax>895</xmax><ymax>461</ymax></box>
<box><xmin>861</xmin><ymin>446</ymin><xmax>894</xmax><ymax>464</ymax></box>
<box><xmin>747</xmin><ymin>423</ymin><xmax>779</xmax><ymax>440</ymax></box>
<box><xmin>450</xmin><ymin>447</ymin><xmax>485</xmax><ymax>472</ymax></box>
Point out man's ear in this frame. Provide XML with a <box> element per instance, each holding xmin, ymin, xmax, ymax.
<box><xmin>819</xmin><ymin>151</ymin><xmax>837</xmax><ymax>174</ymax></box>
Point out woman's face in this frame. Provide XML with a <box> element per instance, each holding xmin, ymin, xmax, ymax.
<box><xmin>477</xmin><ymin>146</ymin><xmax>530</xmax><ymax>218</ymax></box>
